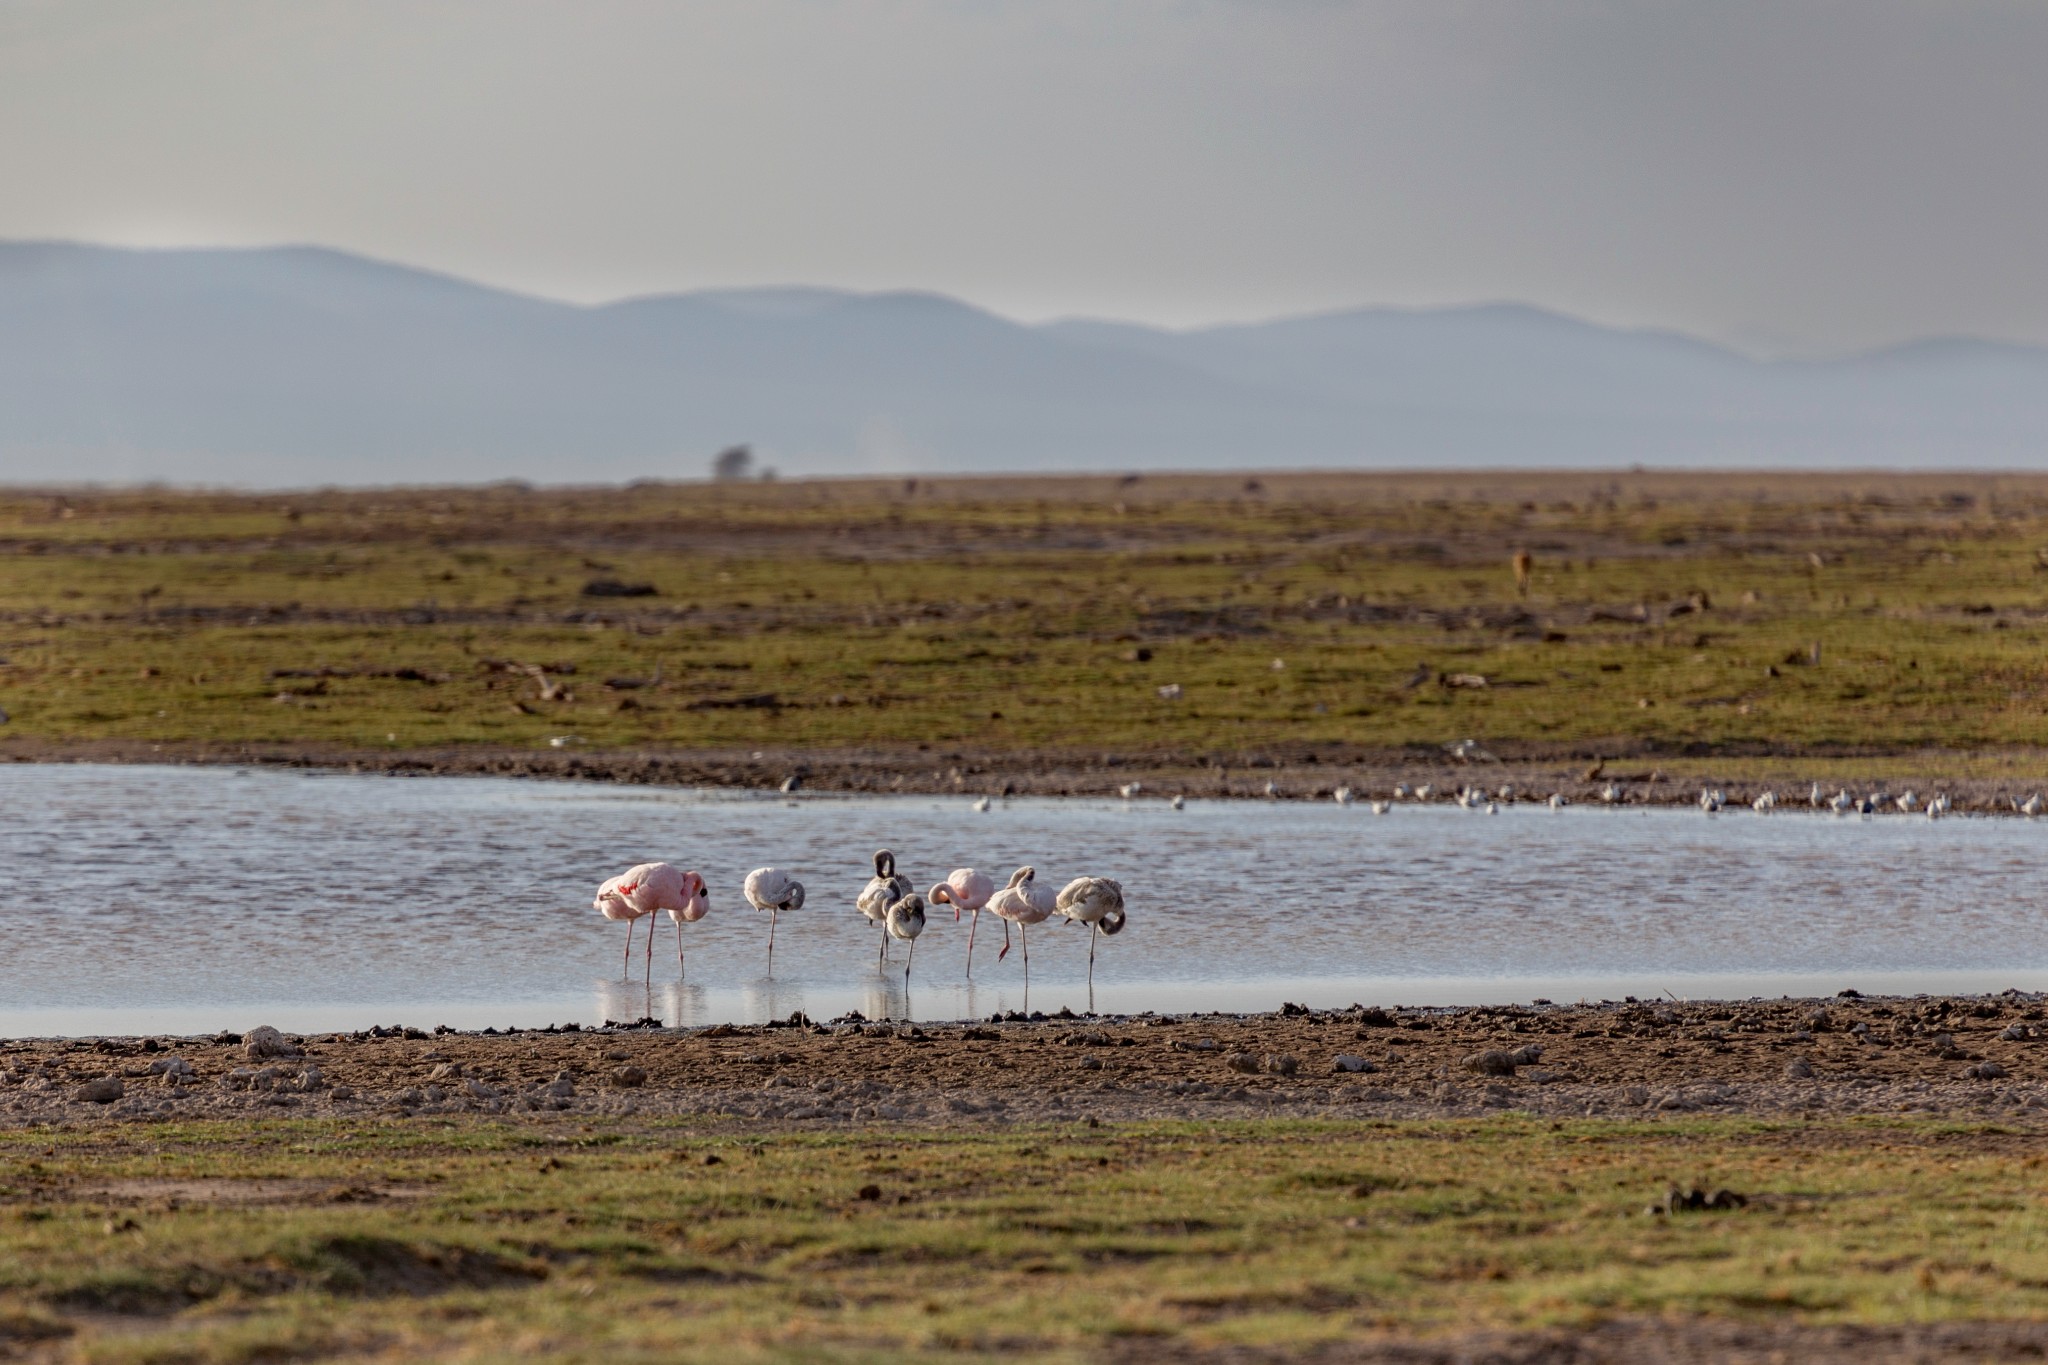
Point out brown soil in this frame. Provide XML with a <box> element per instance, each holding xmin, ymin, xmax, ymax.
<box><xmin>6</xmin><ymin>994</ymin><xmax>2047</xmax><ymax>1131</ymax></box>
<box><xmin>8</xmin><ymin>737</ymin><xmax>2048</xmax><ymax>811</ymax></box>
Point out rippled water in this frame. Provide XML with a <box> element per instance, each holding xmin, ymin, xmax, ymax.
<box><xmin>2</xmin><ymin>764</ymin><xmax>2044</xmax><ymax>1036</ymax></box>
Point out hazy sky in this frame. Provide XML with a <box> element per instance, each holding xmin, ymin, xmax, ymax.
<box><xmin>1</xmin><ymin>1</ymin><xmax>2043</xmax><ymax>352</ymax></box>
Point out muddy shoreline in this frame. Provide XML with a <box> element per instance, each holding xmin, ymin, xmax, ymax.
<box><xmin>8</xmin><ymin>994</ymin><xmax>2047</xmax><ymax>1129</ymax></box>
<box><xmin>8</xmin><ymin>737</ymin><xmax>2048</xmax><ymax>811</ymax></box>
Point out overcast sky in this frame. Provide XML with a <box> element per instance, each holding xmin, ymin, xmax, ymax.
<box><xmin>1</xmin><ymin>1</ymin><xmax>2043</xmax><ymax>353</ymax></box>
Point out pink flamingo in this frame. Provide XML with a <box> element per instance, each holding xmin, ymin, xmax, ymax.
<box><xmin>927</xmin><ymin>868</ymin><xmax>995</xmax><ymax>977</ymax></box>
<box><xmin>595</xmin><ymin>863</ymin><xmax>709</xmax><ymax>982</ymax></box>
<box><xmin>987</xmin><ymin>866</ymin><xmax>1056</xmax><ymax>988</ymax></box>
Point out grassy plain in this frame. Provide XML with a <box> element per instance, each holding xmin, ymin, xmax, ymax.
<box><xmin>6</xmin><ymin>471</ymin><xmax>2048</xmax><ymax>778</ymax></box>
<box><xmin>5</xmin><ymin>1114</ymin><xmax>2048</xmax><ymax>1362</ymax></box>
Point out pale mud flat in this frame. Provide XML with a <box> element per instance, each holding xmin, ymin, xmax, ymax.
<box><xmin>5</xmin><ymin>995</ymin><xmax>2046</xmax><ymax>1129</ymax></box>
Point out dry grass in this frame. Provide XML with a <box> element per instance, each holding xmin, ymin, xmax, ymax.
<box><xmin>7</xmin><ymin>471</ymin><xmax>2048</xmax><ymax>768</ymax></box>
<box><xmin>3</xmin><ymin>1112</ymin><xmax>2048</xmax><ymax>1362</ymax></box>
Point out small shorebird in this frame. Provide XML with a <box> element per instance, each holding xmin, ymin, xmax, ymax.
<box><xmin>1895</xmin><ymin>791</ymin><xmax>1918</xmax><ymax>813</ymax></box>
<box><xmin>742</xmin><ymin>867</ymin><xmax>804</xmax><ymax>971</ymax></box>
<box><xmin>1810</xmin><ymin>782</ymin><xmax>1825</xmax><ymax>808</ymax></box>
<box><xmin>1334</xmin><ymin>786</ymin><xmax>1354</xmax><ymax>806</ymax></box>
<box><xmin>1600</xmin><ymin>782</ymin><xmax>1622</xmax><ymax>804</ymax></box>
<box><xmin>2020</xmin><ymin>794</ymin><xmax>2043</xmax><ymax>818</ymax></box>
<box><xmin>1369</xmin><ymin>800</ymin><xmax>1391</xmax><ymax>815</ymax></box>
<box><xmin>1698</xmin><ymin>788</ymin><xmax>1723</xmax><ymax>814</ymax></box>
<box><xmin>928</xmin><ymin>868</ymin><xmax>996</xmax><ymax>976</ymax></box>
<box><xmin>858</xmin><ymin>850</ymin><xmax>914</xmax><ymax>967</ymax></box>
<box><xmin>972</xmin><ymin>795</ymin><xmax>991</xmax><ymax>812</ymax></box>
<box><xmin>1119</xmin><ymin>782</ymin><xmax>1143</xmax><ymax>800</ymax></box>
<box><xmin>1170</xmin><ymin>794</ymin><xmax>1185</xmax><ymax>810</ymax></box>
<box><xmin>1752</xmin><ymin>791</ymin><xmax>1777</xmax><ymax>813</ymax></box>
<box><xmin>1547</xmin><ymin>793</ymin><xmax>1568</xmax><ymax>810</ymax></box>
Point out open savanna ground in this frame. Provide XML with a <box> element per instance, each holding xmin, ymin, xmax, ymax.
<box><xmin>7</xmin><ymin>1108</ymin><xmax>2048</xmax><ymax>1363</ymax></box>
<box><xmin>8</xmin><ymin>470</ymin><xmax>2048</xmax><ymax>793</ymax></box>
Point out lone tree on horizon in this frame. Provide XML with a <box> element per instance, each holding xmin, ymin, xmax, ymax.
<box><xmin>712</xmin><ymin>444</ymin><xmax>753</xmax><ymax>481</ymax></box>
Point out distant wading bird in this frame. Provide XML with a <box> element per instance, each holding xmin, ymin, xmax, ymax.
<box><xmin>928</xmin><ymin>868</ymin><xmax>996</xmax><ymax>977</ymax></box>
<box><xmin>742</xmin><ymin>867</ymin><xmax>805</xmax><ymax>971</ymax></box>
<box><xmin>1055</xmin><ymin>876</ymin><xmax>1127</xmax><ymax>991</ymax></box>
<box><xmin>988</xmin><ymin>866</ymin><xmax>1057</xmax><ymax>987</ymax></box>
<box><xmin>858</xmin><ymin>850</ymin><xmax>914</xmax><ymax>967</ymax></box>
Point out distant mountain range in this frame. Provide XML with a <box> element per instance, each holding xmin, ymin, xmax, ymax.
<box><xmin>3</xmin><ymin>241</ymin><xmax>2046</xmax><ymax>485</ymax></box>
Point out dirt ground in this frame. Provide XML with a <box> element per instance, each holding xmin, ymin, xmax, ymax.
<box><xmin>10</xmin><ymin>737</ymin><xmax>2048</xmax><ymax>812</ymax></box>
<box><xmin>9</xmin><ymin>995</ymin><xmax>2048</xmax><ymax>1131</ymax></box>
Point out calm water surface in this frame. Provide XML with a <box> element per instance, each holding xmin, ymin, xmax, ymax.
<box><xmin>2</xmin><ymin>764</ymin><xmax>2044</xmax><ymax>1036</ymax></box>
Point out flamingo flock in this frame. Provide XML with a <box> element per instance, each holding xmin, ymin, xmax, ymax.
<box><xmin>592</xmin><ymin>849</ymin><xmax>1127</xmax><ymax>989</ymax></box>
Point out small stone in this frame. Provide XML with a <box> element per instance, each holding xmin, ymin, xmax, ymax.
<box><xmin>1332</xmin><ymin>1054</ymin><xmax>1376</xmax><ymax>1073</ymax></box>
<box><xmin>1223</xmin><ymin>1052</ymin><xmax>1261</xmax><ymax>1074</ymax></box>
<box><xmin>1262</xmin><ymin>1054</ymin><xmax>1300</xmax><ymax>1077</ymax></box>
<box><xmin>857</xmin><ymin>1184</ymin><xmax>882</xmax><ymax>1201</ymax></box>
<box><xmin>74</xmin><ymin>1076</ymin><xmax>123</xmax><ymax>1104</ymax></box>
<box><xmin>423</xmin><ymin>1084</ymin><xmax>446</xmax><ymax>1103</ymax></box>
<box><xmin>1507</xmin><ymin>1044</ymin><xmax>1545</xmax><ymax>1066</ymax></box>
<box><xmin>611</xmin><ymin>1065</ymin><xmax>648</xmax><ymax>1088</ymax></box>
<box><xmin>2001</xmin><ymin>1023</ymin><xmax>2036</xmax><ymax>1042</ymax></box>
<box><xmin>428</xmin><ymin>1062</ymin><xmax>462</xmax><ymax>1081</ymax></box>
<box><xmin>1785</xmin><ymin>1058</ymin><xmax>1814</xmax><ymax>1079</ymax></box>
<box><xmin>604</xmin><ymin>1048</ymin><xmax>631</xmax><ymax>1061</ymax></box>
<box><xmin>242</xmin><ymin>1025</ymin><xmax>299</xmax><ymax>1060</ymax></box>
<box><xmin>463</xmin><ymin>1078</ymin><xmax>497</xmax><ymax>1100</ymax></box>
<box><xmin>546</xmin><ymin>1071</ymin><xmax>576</xmax><ymax>1099</ymax></box>
<box><xmin>1463</xmin><ymin>1050</ymin><xmax>1517</xmax><ymax>1077</ymax></box>
<box><xmin>1076</xmin><ymin>1056</ymin><xmax>1103</xmax><ymax>1071</ymax></box>
<box><xmin>1966</xmin><ymin>1061</ymin><xmax>2008</xmax><ymax>1080</ymax></box>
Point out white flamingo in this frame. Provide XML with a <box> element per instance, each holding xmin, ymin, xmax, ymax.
<box><xmin>987</xmin><ymin>866</ymin><xmax>1057</xmax><ymax>987</ymax></box>
<box><xmin>1055</xmin><ymin>876</ymin><xmax>1126</xmax><ymax>992</ymax></box>
<box><xmin>885</xmin><ymin>892</ymin><xmax>927</xmax><ymax>983</ymax></box>
<box><xmin>858</xmin><ymin>849</ymin><xmax>914</xmax><ymax>967</ymax></box>
<box><xmin>928</xmin><ymin>868</ymin><xmax>996</xmax><ymax>977</ymax></box>
<box><xmin>1809</xmin><ymin>782</ymin><xmax>1825</xmax><ymax>808</ymax></box>
<box><xmin>742</xmin><ymin>867</ymin><xmax>804</xmax><ymax>971</ymax></box>
<box><xmin>1752</xmin><ymin>791</ymin><xmax>1776</xmax><ymax>813</ymax></box>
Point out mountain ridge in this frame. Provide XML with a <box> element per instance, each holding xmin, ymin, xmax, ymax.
<box><xmin>3</xmin><ymin>241</ymin><xmax>2046</xmax><ymax>485</ymax></box>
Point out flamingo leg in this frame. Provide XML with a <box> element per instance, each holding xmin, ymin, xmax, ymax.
<box><xmin>965</xmin><ymin>906</ymin><xmax>979</xmax><ymax>977</ymax></box>
<box><xmin>1020</xmin><ymin>924</ymin><xmax>1029</xmax><ymax>991</ymax></box>
<box><xmin>906</xmin><ymin>937</ymin><xmax>915</xmax><ymax>983</ymax></box>
<box><xmin>1088</xmin><ymin>923</ymin><xmax>1097</xmax><ymax>991</ymax></box>
<box><xmin>644</xmin><ymin>912</ymin><xmax>655</xmax><ymax>985</ymax></box>
<box><xmin>998</xmin><ymin>921</ymin><xmax>1013</xmax><ymax>962</ymax></box>
<box><xmin>878</xmin><ymin>923</ymin><xmax>888</xmax><ymax>968</ymax></box>
<box><xmin>767</xmin><ymin>908</ymin><xmax>778</xmax><ymax>973</ymax></box>
<box><xmin>622</xmin><ymin>917</ymin><xmax>635</xmax><ymax>977</ymax></box>
<box><xmin>675</xmin><ymin>916</ymin><xmax>685</xmax><ymax>979</ymax></box>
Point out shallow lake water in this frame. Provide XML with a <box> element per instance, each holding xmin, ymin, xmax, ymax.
<box><xmin>2</xmin><ymin>764</ymin><xmax>2045</xmax><ymax>1036</ymax></box>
